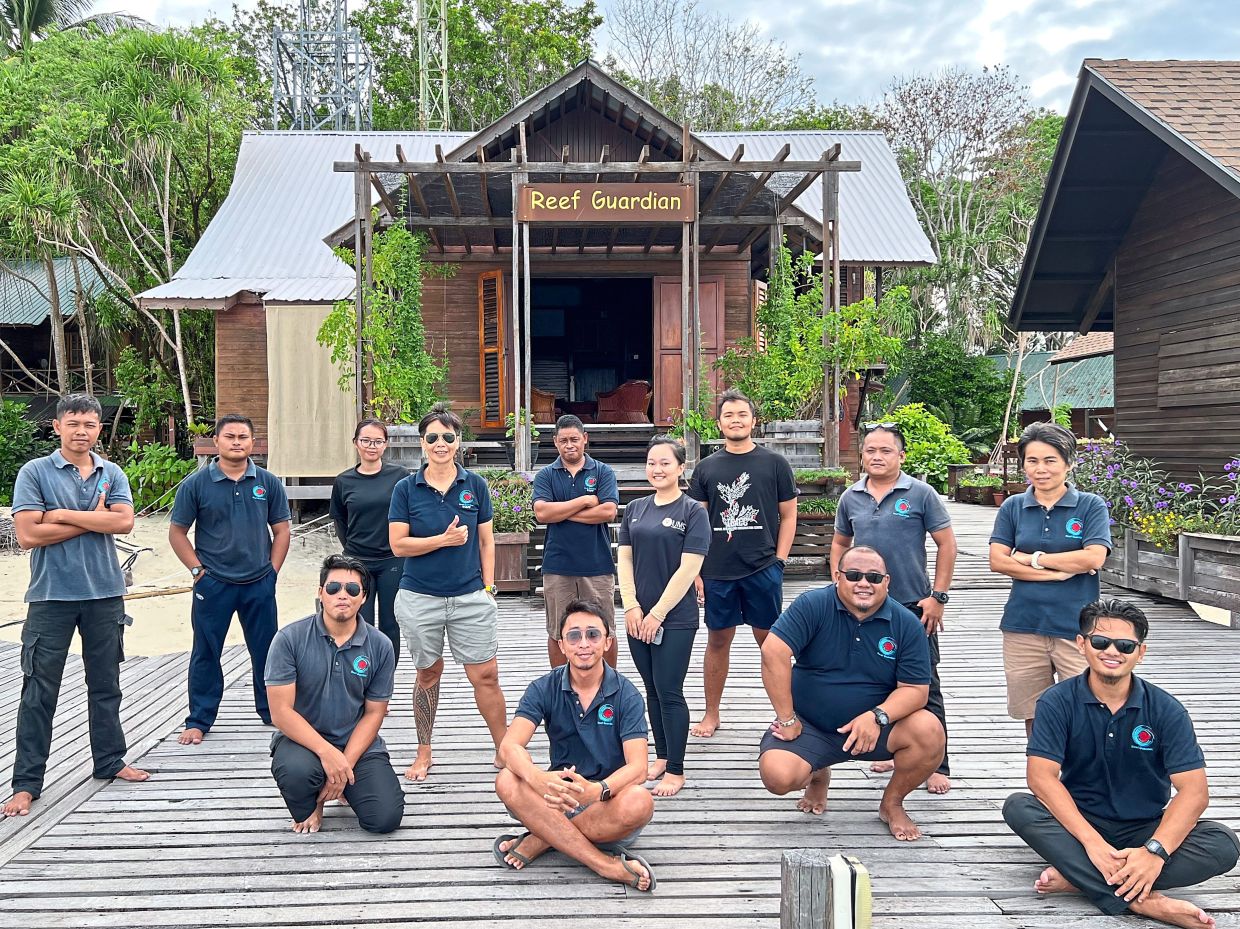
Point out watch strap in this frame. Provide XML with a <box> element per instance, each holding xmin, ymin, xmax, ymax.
<box><xmin>598</xmin><ymin>779</ymin><xmax>611</xmax><ymax>802</ymax></box>
<box><xmin>1144</xmin><ymin>838</ymin><xmax>1169</xmax><ymax>861</ymax></box>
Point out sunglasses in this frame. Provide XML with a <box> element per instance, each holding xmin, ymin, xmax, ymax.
<box><xmin>423</xmin><ymin>432</ymin><xmax>457</xmax><ymax>444</ymax></box>
<box><xmin>1087</xmin><ymin>634</ymin><xmax>1140</xmax><ymax>655</ymax></box>
<box><xmin>861</xmin><ymin>421</ymin><xmax>903</xmax><ymax>435</ymax></box>
<box><xmin>324</xmin><ymin>581</ymin><xmax>363</xmax><ymax>597</ymax></box>
<box><xmin>563</xmin><ymin>627</ymin><xmax>607</xmax><ymax>643</ymax></box>
<box><xmin>840</xmin><ymin>569</ymin><xmax>888</xmax><ymax>584</ymax></box>
<box><xmin>357</xmin><ymin>437</ymin><xmax>387</xmax><ymax>448</ymax></box>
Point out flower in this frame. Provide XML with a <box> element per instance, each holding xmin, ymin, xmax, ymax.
<box><xmin>1124</xmin><ymin>495</ymin><xmax>1134</xmax><ymax>507</ymax></box>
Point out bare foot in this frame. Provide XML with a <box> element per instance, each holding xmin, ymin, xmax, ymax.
<box><xmin>878</xmin><ymin>800</ymin><xmax>923</xmax><ymax>841</ymax></box>
<box><xmin>796</xmin><ymin>768</ymin><xmax>830</xmax><ymax>814</ymax></box>
<box><xmin>500</xmin><ymin>832</ymin><xmax>549</xmax><ymax>869</ymax></box>
<box><xmin>869</xmin><ymin>760</ymin><xmax>894</xmax><ymax>774</ymax></box>
<box><xmin>926</xmin><ymin>772</ymin><xmax>951</xmax><ymax>794</ymax></box>
<box><xmin>652</xmin><ymin>773</ymin><xmax>685</xmax><ymax>797</ymax></box>
<box><xmin>291</xmin><ymin>802</ymin><xmax>325</xmax><ymax>834</ymax></box>
<box><xmin>646</xmin><ymin>760</ymin><xmax>667</xmax><ymax>782</ymax></box>
<box><xmin>1130</xmin><ymin>892</ymin><xmax>1216</xmax><ymax>929</ymax></box>
<box><xmin>1034</xmin><ymin>867</ymin><xmax>1078</xmax><ymax>895</ymax></box>
<box><xmin>690</xmin><ymin>715</ymin><xmax>719</xmax><ymax>738</ymax></box>
<box><xmin>178</xmin><ymin>727</ymin><xmax>204</xmax><ymax>745</ymax></box>
<box><xmin>404</xmin><ymin>746</ymin><xmax>433</xmax><ymax>781</ymax></box>
<box><xmin>113</xmin><ymin>765</ymin><xmax>150</xmax><ymax>783</ymax></box>
<box><xmin>2</xmin><ymin>791</ymin><xmax>34</xmax><ymax>817</ymax></box>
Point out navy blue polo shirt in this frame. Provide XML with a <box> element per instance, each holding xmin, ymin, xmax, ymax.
<box><xmin>388</xmin><ymin>465</ymin><xmax>493</xmax><ymax>597</ymax></box>
<box><xmin>170</xmin><ymin>459</ymin><xmax>290</xmax><ymax>584</ymax></box>
<box><xmin>989</xmin><ymin>486</ymin><xmax>1112</xmax><ymax>639</ymax></box>
<box><xmin>835</xmin><ymin>471</ymin><xmax>952</xmax><ymax>605</ymax></box>
<box><xmin>514</xmin><ymin>664</ymin><xmax>647</xmax><ymax>781</ymax></box>
<box><xmin>533</xmin><ymin>455</ymin><xmax>619</xmax><ymax>577</ymax></box>
<box><xmin>771</xmin><ymin>586</ymin><xmax>931</xmax><ymax>735</ymax></box>
<box><xmin>264</xmin><ymin>613</ymin><xmax>396</xmax><ymax>757</ymax></box>
<box><xmin>1028</xmin><ymin>672</ymin><xmax>1205</xmax><ymax>823</ymax></box>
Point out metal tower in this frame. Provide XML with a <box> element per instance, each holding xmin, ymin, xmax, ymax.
<box><xmin>272</xmin><ymin>0</ymin><xmax>374</xmax><ymax>131</ymax></box>
<box><xmin>418</xmin><ymin>0</ymin><xmax>450</xmax><ymax>130</ymax></box>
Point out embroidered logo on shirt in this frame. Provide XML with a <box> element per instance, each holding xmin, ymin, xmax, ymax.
<box><xmin>351</xmin><ymin>655</ymin><xmax>370</xmax><ymax>678</ymax></box>
<box><xmin>459</xmin><ymin>489</ymin><xmax>476</xmax><ymax>510</ymax></box>
<box><xmin>597</xmin><ymin>704</ymin><xmax>615</xmax><ymax>726</ymax></box>
<box><xmin>252</xmin><ymin>485</ymin><xmax>267</xmax><ymax>500</ymax></box>
<box><xmin>1131</xmin><ymin>725</ymin><xmax>1155</xmax><ymax>751</ymax></box>
<box><xmin>661</xmin><ymin>517</ymin><xmax>687</xmax><ymax>532</ymax></box>
<box><xmin>95</xmin><ymin>479</ymin><xmax>110</xmax><ymax>496</ymax></box>
<box><xmin>584</xmin><ymin>476</ymin><xmax>598</xmax><ymax>492</ymax></box>
<box><xmin>876</xmin><ymin>636</ymin><xmax>897</xmax><ymax>660</ymax></box>
<box><xmin>1066</xmin><ymin>518</ymin><xmax>1084</xmax><ymax>539</ymax></box>
<box><xmin>716</xmin><ymin>472</ymin><xmax>760</xmax><ymax>539</ymax></box>
<box><xmin>893</xmin><ymin>498</ymin><xmax>913</xmax><ymax>518</ymax></box>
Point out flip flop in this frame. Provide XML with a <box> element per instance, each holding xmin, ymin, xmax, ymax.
<box><xmin>492</xmin><ymin>831</ymin><xmax>534</xmax><ymax>870</ymax></box>
<box><xmin>611</xmin><ymin>846</ymin><xmax>657</xmax><ymax>893</ymax></box>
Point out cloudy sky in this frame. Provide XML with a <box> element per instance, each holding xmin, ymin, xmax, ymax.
<box><xmin>89</xmin><ymin>0</ymin><xmax>1238</xmax><ymax>113</ymax></box>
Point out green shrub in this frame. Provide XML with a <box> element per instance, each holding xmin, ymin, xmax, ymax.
<box><xmin>0</xmin><ymin>401</ymin><xmax>50</xmax><ymax>506</ymax></box>
<box><xmin>794</xmin><ymin>467</ymin><xmax>848</xmax><ymax>483</ymax></box>
<box><xmin>797</xmin><ymin>496</ymin><xmax>838</xmax><ymax>516</ymax></box>
<box><xmin>486</xmin><ymin>471</ymin><xmax>535</xmax><ymax>533</ymax></box>
<box><xmin>122</xmin><ymin>441</ymin><xmax>197</xmax><ymax>511</ymax></box>
<box><xmin>958</xmin><ymin>473</ymin><xmax>1003</xmax><ymax>488</ymax></box>
<box><xmin>886</xmin><ymin>404</ymin><xmax>971</xmax><ymax>491</ymax></box>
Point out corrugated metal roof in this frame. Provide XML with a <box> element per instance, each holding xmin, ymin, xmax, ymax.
<box><xmin>0</xmin><ymin>257</ymin><xmax>106</xmax><ymax>326</ymax></box>
<box><xmin>990</xmin><ymin>351</ymin><xmax>1114</xmax><ymax>411</ymax></box>
<box><xmin>699</xmin><ymin>131</ymin><xmax>937</xmax><ymax>266</ymax></box>
<box><xmin>1050</xmin><ymin>331</ymin><xmax>1113</xmax><ymax>363</ymax></box>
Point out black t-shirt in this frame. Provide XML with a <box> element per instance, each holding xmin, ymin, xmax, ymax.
<box><xmin>687</xmin><ymin>444</ymin><xmax>797</xmax><ymax>580</ymax></box>
<box><xmin>330</xmin><ymin>462</ymin><xmax>409</xmax><ymax>563</ymax></box>
<box><xmin>617</xmin><ymin>493</ymin><xmax>711</xmax><ymax>629</ymax></box>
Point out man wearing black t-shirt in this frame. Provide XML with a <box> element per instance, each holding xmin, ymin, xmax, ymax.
<box><xmin>687</xmin><ymin>390</ymin><xmax>797</xmax><ymax>738</ymax></box>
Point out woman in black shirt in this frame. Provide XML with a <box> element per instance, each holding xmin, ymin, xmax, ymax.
<box><xmin>330</xmin><ymin>419</ymin><xmax>408</xmax><ymax>662</ymax></box>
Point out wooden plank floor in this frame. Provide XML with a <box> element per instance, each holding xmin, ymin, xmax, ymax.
<box><xmin>1</xmin><ymin>501</ymin><xmax>1238</xmax><ymax>927</ymax></box>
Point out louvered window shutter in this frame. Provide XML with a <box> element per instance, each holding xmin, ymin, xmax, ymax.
<box><xmin>478</xmin><ymin>270</ymin><xmax>506</xmax><ymax>428</ymax></box>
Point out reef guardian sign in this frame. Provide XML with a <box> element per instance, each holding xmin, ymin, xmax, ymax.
<box><xmin>516</xmin><ymin>183</ymin><xmax>694</xmax><ymax>223</ymax></box>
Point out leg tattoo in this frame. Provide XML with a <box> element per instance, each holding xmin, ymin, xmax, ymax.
<box><xmin>414</xmin><ymin>682</ymin><xmax>440</xmax><ymax>747</ymax></box>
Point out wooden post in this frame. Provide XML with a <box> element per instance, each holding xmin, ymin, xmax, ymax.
<box><xmin>822</xmin><ymin>170</ymin><xmax>841</xmax><ymax>468</ymax></box>
<box><xmin>510</xmin><ymin>148</ymin><xmax>525</xmax><ymax>472</ymax></box>
<box><xmin>362</xmin><ymin>161</ymin><xmax>375</xmax><ymax>415</ymax></box>
<box><xmin>781</xmin><ymin>849</ymin><xmax>830</xmax><ymax>928</ymax></box>
<box><xmin>352</xmin><ymin>160</ymin><xmax>366</xmax><ymax>418</ymax></box>
<box><xmin>1178</xmin><ymin>532</ymin><xmax>1193</xmax><ymax>601</ymax></box>
<box><xmin>1124</xmin><ymin>527</ymin><xmax>1137</xmax><ymax>589</ymax></box>
<box><xmin>690</xmin><ymin>156</ymin><xmax>702</xmax><ymax>468</ymax></box>
<box><xmin>519</xmin><ymin>122</ymin><xmax>533</xmax><ymax>471</ymax></box>
<box><xmin>680</xmin><ymin>123</ymin><xmax>693</xmax><ymax>456</ymax></box>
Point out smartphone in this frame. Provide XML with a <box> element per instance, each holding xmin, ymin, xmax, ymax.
<box><xmin>652</xmin><ymin>626</ymin><xmax>664</xmax><ymax>645</ymax></box>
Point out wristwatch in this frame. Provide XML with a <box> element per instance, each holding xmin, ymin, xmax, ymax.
<box><xmin>1030</xmin><ymin>551</ymin><xmax>1046</xmax><ymax>570</ymax></box>
<box><xmin>190</xmin><ymin>565</ymin><xmax>206</xmax><ymax>580</ymax></box>
<box><xmin>598</xmin><ymin>779</ymin><xmax>612</xmax><ymax>802</ymax></box>
<box><xmin>871</xmin><ymin>707</ymin><xmax>891</xmax><ymax>727</ymax></box>
<box><xmin>484</xmin><ymin>584</ymin><xmax>497</xmax><ymax>596</ymax></box>
<box><xmin>1143</xmin><ymin>838</ymin><xmax>1169</xmax><ymax>862</ymax></box>
<box><xmin>931</xmin><ymin>590</ymin><xmax>950</xmax><ymax>604</ymax></box>
<box><xmin>777</xmin><ymin>713</ymin><xmax>799</xmax><ymax>727</ymax></box>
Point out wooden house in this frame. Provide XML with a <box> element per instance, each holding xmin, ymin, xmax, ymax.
<box><xmin>1010</xmin><ymin>59</ymin><xmax>1240</xmax><ymax>478</ymax></box>
<box><xmin>139</xmin><ymin>61</ymin><xmax>934</xmax><ymax>479</ymax></box>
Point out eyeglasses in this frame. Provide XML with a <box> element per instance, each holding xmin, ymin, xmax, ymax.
<box><xmin>1087</xmin><ymin>634</ymin><xmax>1140</xmax><ymax>655</ymax></box>
<box><xmin>357</xmin><ymin>438</ymin><xmax>387</xmax><ymax>448</ymax></box>
<box><xmin>423</xmin><ymin>432</ymin><xmax>457</xmax><ymax>444</ymax></box>
<box><xmin>840</xmin><ymin>569</ymin><xmax>888</xmax><ymax>584</ymax></box>
<box><xmin>862</xmin><ymin>422</ymin><xmax>903</xmax><ymax>436</ymax></box>
<box><xmin>563</xmin><ymin>627</ymin><xmax>607</xmax><ymax>643</ymax></box>
<box><xmin>324</xmin><ymin>581</ymin><xmax>363</xmax><ymax>597</ymax></box>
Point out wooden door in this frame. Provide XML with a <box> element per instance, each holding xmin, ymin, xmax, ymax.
<box><xmin>652</xmin><ymin>275</ymin><xmax>725</xmax><ymax>425</ymax></box>
<box><xmin>477</xmin><ymin>270</ymin><xmax>507</xmax><ymax>429</ymax></box>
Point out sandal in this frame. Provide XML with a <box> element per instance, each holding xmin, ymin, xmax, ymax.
<box><xmin>613</xmin><ymin>846</ymin><xmax>657</xmax><ymax>893</ymax></box>
<box><xmin>492</xmin><ymin>831</ymin><xmax>535</xmax><ymax>869</ymax></box>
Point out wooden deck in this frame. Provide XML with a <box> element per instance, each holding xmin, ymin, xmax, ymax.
<box><xmin>1</xmin><ymin>501</ymin><xmax>1238</xmax><ymax>928</ymax></box>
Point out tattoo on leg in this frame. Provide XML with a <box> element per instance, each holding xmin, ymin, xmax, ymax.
<box><xmin>414</xmin><ymin>682</ymin><xmax>440</xmax><ymax>746</ymax></box>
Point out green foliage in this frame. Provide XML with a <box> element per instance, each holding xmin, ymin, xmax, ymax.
<box><xmin>1051</xmin><ymin>403</ymin><xmax>1072</xmax><ymax>428</ymax></box>
<box><xmin>486</xmin><ymin>470</ymin><xmax>535</xmax><ymax>533</ymax></box>
<box><xmin>121</xmin><ymin>440</ymin><xmax>197</xmax><ymax>511</ymax></box>
<box><xmin>885</xmin><ymin>404</ymin><xmax>971</xmax><ymax>490</ymax></box>
<box><xmin>793</xmin><ymin>468</ymin><xmax>848</xmax><ymax>483</ymax></box>
<box><xmin>797</xmin><ymin>496</ymin><xmax>838</xmax><ymax>517</ymax></box>
<box><xmin>114</xmin><ymin>345</ymin><xmax>180</xmax><ymax>435</ymax></box>
<box><xmin>716</xmin><ymin>245</ymin><xmax>902</xmax><ymax>421</ymax></box>
<box><xmin>0</xmin><ymin>400</ymin><xmax>50</xmax><ymax>506</ymax></box>
<box><xmin>504</xmin><ymin>409</ymin><xmax>541</xmax><ymax>442</ymax></box>
<box><xmin>958</xmin><ymin>472</ymin><xmax>1003</xmax><ymax>488</ymax></box>
<box><xmin>319</xmin><ymin>227</ymin><xmax>450</xmax><ymax>423</ymax></box>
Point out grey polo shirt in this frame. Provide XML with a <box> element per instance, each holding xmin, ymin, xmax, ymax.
<box><xmin>170</xmin><ymin>458</ymin><xmax>290</xmax><ymax>584</ymax></box>
<box><xmin>835</xmin><ymin>472</ymin><xmax>951</xmax><ymax>605</ymax></box>
<box><xmin>11</xmin><ymin>450</ymin><xmax>133</xmax><ymax>603</ymax></box>
<box><xmin>264</xmin><ymin>613</ymin><xmax>396</xmax><ymax>757</ymax></box>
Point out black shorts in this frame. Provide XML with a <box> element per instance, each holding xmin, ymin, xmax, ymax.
<box><xmin>759</xmin><ymin>717</ymin><xmax>893</xmax><ymax>769</ymax></box>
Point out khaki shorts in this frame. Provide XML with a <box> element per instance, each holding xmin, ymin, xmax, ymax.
<box><xmin>394</xmin><ymin>588</ymin><xmax>498</xmax><ymax>669</ymax></box>
<box><xmin>542</xmin><ymin>574</ymin><xmax>616</xmax><ymax>638</ymax></box>
<box><xmin>1002</xmin><ymin>631</ymin><xmax>1088</xmax><ymax>719</ymax></box>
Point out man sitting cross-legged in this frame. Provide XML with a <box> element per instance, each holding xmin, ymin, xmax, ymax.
<box><xmin>494</xmin><ymin>597</ymin><xmax>656</xmax><ymax>891</ymax></box>
<box><xmin>758</xmin><ymin>546</ymin><xmax>945</xmax><ymax>841</ymax></box>
<box><xmin>266</xmin><ymin>554</ymin><xmax>405</xmax><ymax>835</ymax></box>
<box><xmin>1004</xmin><ymin>598</ymin><xmax>1239</xmax><ymax>929</ymax></box>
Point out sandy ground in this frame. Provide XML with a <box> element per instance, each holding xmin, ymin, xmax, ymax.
<box><xmin>0</xmin><ymin>512</ymin><xmax>342</xmax><ymax>657</ymax></box>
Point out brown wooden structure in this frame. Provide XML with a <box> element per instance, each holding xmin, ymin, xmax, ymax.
<box><xmin>1011</xmin><ymin>59</ymin><xmax>1240</xmax><ymax>478</ymax></box>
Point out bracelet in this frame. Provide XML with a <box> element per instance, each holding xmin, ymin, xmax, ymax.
<box><xmin>1030</xmin><ymin>551</ymin><xmax>1045</xmax><ymax>570</ymax></box>
<box><xmin>777</xmin><ymin>713</ymin><xmax>799</xmax><ymax>727</ymax></box>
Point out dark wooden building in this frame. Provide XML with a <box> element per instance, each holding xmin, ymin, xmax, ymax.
<box><xmin>1011</xmin><ymin>59</ymin><xmax>1240</xmax><ymax>478</ymax></box>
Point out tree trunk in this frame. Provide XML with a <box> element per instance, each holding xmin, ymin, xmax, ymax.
<box><xmin>43</xmin><ymin>256</ymin><xmax>70</xmax><ymax>393</ymax></box>
<box><xmin>171</xmin><ymin>306</ymin><xmax>195</xmax><ymax>426</ymax></box>
<box><xmin>995</xmin><ymin>332</ymin><xmax>1028</xmax><ymax>463</ymax></box>
<box><xmin>70</xmin><ymin>256</ymin><xmax>94</xmax><ymax>395</ymax></box>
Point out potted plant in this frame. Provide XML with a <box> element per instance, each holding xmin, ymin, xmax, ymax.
<box><xmin>479</xmin><ymin>468</ymin><xmax>534</xmax><ymax>593</ymax></box>
<box><xmin>794</xmin><ymin>467</ymin><xmax>850</xmax><ymax>500</ymax></box>
<box><xmin>796</xmin><ymin>495</ymin><xmax>839</xmax><ymax>521</ymax></box>
<box><xmin>956</xmin><ymin>473</ymin><xmax>1004</xmax><ymax>506</ymax></box>
<box><xmin>504</xmin><ymin>409</ymin><xmax>541</xmax><ymax>469</ymax></box>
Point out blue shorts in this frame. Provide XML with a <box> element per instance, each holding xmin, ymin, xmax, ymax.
<box><xmin>703</xmin><ymin>561</ymin><xmax>784</xmax><ymax>630</ymax></box>
<box><xmin>759</xmin><ymin>718</ymin><xmax>894</xmax><ymax>769</ymax></box>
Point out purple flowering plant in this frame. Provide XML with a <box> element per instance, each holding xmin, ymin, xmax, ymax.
<box><xmin>476</xmin><ymin>468</ymin><xmax>536</xmax><ymax>533</ymax></box>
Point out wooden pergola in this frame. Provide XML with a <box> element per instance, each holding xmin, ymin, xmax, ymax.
<box><xmin>333</xmin><ymin>129</ymin><xmax>860</xmax><ymax>469</ymax></box>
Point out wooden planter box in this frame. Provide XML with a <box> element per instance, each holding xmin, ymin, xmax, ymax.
<box><xmin>956</xmin><ymin>484</ymin><xmax>1001</xmax><ymax>506</ymax></box>
<box><xmin>787</xmin><ymin>514</ymin><xmax>835</xmax><ymax>578</ymax></box>
<box><xmin>494</xmin><ymin>531</ymin><xmax>531</xmax><ymax>594</ymax></box>
<box><xmin>1102</xmin><ymin>529</ymin><xmax>1240</xmax><ymax>627</ymax></box>
<box><xmin>796</xmin><ymin>476</ymin><xmax>848</xmax><ymax>501</ymax></box>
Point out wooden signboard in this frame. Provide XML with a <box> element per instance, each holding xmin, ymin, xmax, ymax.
<box><xmin>516</xmin><ymin>183</ymin><xmax>694</xmax><ymax>223</ymax></box>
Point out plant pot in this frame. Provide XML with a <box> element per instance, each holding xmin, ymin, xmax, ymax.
<box><xmin>493</xmin><ymin>531</ymin><xmax>531</xmax><ymax>593</ymax></box>
<box><xmin>992</xmin><ymin>491</ymin><xmax>1006</xmax><ymax>506</ymax></box>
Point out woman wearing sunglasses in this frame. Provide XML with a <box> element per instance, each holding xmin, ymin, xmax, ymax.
<box><xmin>331</xmin><ymin>419</ymin><xmax>408</xmax><ymax>664</ymax></box>
<box><xmin>617</xmin><ymin>436</ymin><xmax>711</xmax><ymax>797</ymax></box>
<box><xmin>989</xmin><ymin>422</ymin><xmax>1112</xmax><ymax>736</ymax></box>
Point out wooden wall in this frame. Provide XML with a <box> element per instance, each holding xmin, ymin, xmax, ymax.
<box><xmin>214</xmin><ymin>297</ymin><xmax>269</xmax><ymax>440</ymax></box>
<box><xmin>1114</xmin><ymin>152</ymin><xmax>1240</xmax><ymax>478</ymax></box>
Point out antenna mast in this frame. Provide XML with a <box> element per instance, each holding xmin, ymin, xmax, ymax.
<box><xmin>418</xmin><ymin>0</ymin><xmax>450</xmax><ymax>130</ymax></box>
<box><xmin>273</xmin><ymin>0</ymin><xmax>374</xmax><ymax>130</ymax></box>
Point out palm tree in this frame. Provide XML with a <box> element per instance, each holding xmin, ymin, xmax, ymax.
<box><xmin>1</xmin><ymin>0</ymin><xmax>149</xmax><ymax>53</ymax></box>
